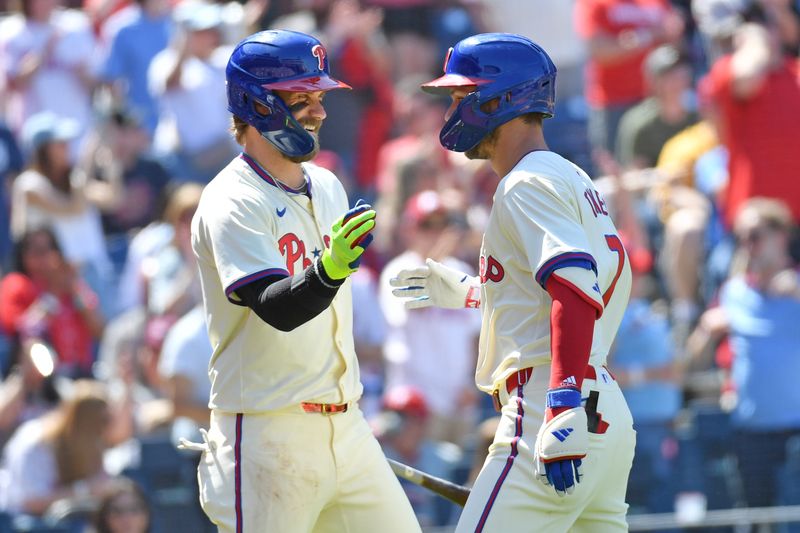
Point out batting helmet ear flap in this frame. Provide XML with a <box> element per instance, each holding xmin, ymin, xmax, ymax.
<box><xmin>249</xmin><ymin>91</ymin><xmax>317</xmax><ymax>157</ymax></box>
<box><xmin>439</xmin><ymin>75</ymin><xmax>555</xmax><ymax>152</ymax></box>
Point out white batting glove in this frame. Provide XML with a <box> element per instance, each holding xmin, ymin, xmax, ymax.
<box><xmin>533</xmin><ymin>389</ymin><xmax>588</xmax><ymax>497</ymax></box>
<box><xmin>390</xmin><ymin>258</ymin><xmax>480</xmax><ymax>309</ymax></box>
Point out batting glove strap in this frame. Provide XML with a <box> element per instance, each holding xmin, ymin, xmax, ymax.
<box><xmin>545</xmin><ymin>387</ymin><xmax>582</xmax><ymax>409</ymax></box>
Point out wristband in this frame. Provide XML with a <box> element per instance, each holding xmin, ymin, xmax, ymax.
<box><xmin>546</xmin><ymin>387</ymin><xmax>582</xmax><ymax>409</ymax></box>
<box><xmin>314</xmin><ymin>258</ymin><xmax>340</xmax><ymax>289</ymax></box>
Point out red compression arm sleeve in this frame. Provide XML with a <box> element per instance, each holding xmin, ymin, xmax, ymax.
<box><xmin>545</xmin><ymin>273</ymin><xmax>597</xmax><ymax>393</ymax></box>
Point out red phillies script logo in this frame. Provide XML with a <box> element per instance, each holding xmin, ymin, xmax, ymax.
<box><xmin>278</xmin><ymin>233</ymin><xmax>311</xmax><ymax>275</ymax></box>
<box><xmin>480</xmin><ymin>255</ymin><xmax>505</xmax><ymax>283</ymax></box>
<box><xmin>311</xmin><ymin>45</ymin><xmax>326</xmax><ymax>70</ymax></box>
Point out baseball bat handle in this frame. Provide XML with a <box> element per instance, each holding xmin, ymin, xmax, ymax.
<box><xmin>387</xmin><ymin>458</ymin><xmax>471</xmax><ymax>507</ymax></box>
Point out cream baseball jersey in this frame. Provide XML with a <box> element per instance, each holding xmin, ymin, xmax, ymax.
<box><xmin>475</xmin><ymin>150</ymin><xmax>632</xmax><ymax>392</ymax></box>
<box><xmin>191</xmin><ymin>153</ymin><xmax>361</xmax><ymax>413</ymax></box>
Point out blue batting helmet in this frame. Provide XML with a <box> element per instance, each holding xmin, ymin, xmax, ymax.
<box><xmin>226</xmin><ymin>30</ymin><xmax>351</xmax><ymax>158</ymax></box>
<box><xmin>421</xmin><ymin>33</ymin><xmax>556</xmax><ymax>153</ymax></box>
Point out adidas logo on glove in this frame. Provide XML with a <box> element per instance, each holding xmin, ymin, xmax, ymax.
<box><xmin>551</xmin><ymin>428</ymin><xmax>574</xmax><ymax>442</ymax></box>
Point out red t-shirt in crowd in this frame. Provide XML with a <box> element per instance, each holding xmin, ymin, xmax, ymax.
<box><xmin>700</xmin><ymin>55</ymin><xmax>800</xmax><ymax>227</ymax></box>
<box><xmin>0</xmin><ymin>273</ymin><xmax>97</xmax><ymax>374</ymax></box>
<box><xmin>575</xmin><ymin>0</ymin><xmax>671</xmax><ymax>107</ymax></box>
<box><xmin>337</xmin><ymin>38</ymin><xmax>394</xmax><ymax>190</ymax></box>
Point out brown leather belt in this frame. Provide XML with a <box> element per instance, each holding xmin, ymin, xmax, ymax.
<box><xmin>301</xmin><ymin>402</ymin><xmax>349</xmax><ymax>415</ymax></box>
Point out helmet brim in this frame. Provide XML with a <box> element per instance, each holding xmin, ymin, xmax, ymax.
<box><xmin>420</xmin><ymin>74</ymin><xmax>488</xmax><ymax>95</ymax></box>
<box><xmin>263</xmin><ymin>75</ymin><xmax>351</xmax><ymax>92</ymax></box>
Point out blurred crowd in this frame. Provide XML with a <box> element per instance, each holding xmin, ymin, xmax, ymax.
<box><xmin>0</xmin><ymin>0</ymin><xmax>798</xmax><ymax>530</ymax></box>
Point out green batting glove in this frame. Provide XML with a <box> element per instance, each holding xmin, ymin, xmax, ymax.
<box><xmin>320</xmin><ymin>202</ymin><xmax>376</xmax><ymax>280</ymax></box>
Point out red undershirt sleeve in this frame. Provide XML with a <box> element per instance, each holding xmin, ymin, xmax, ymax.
<box><xmin>545</xmin><ymin>272</ymin><xmax>598</xmax><ymax>416</ymax></box>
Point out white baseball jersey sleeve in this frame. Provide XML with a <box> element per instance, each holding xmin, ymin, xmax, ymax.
<box><xmin>475</xmin><ymin>150</ymin><xmax>632</xmax><ymax>392</ymax></box>
<box><xmin>191</xmin><ymin>154</ymin><xmax>362</xmax><ymax>413</ymax></box>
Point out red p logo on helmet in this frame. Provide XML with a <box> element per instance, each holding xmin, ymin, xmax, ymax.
<box><xmin>312</xmin><ymin>44</ymin><xmax>326</xmax><ymax>70</ymax></box>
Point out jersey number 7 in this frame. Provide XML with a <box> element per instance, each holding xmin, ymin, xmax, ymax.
<box><xmin>603</xmin><ymin>234</ymin><xmax>626</xmax><ymax>306</ymax></box>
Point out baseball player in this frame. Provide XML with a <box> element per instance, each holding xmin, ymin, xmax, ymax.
<box><xmin>187</xmin><ymin>30</ymin><xmax>421</xmax><ymax>533</ymax></box>
<box><xmin>391</xmin><ymin>33</ymin><xmax>636</xmax><ymax>532</ymax></box>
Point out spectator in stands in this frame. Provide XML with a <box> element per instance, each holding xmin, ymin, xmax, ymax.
<box><xmin>318</xmin><ymin>0</ymin><xmax>394</xmax><ymax>197</ymax></box>
<box><xmin>616</xmin><ymin>45</ymin><xmax>699</xmax><ymax>170</ymax></box>
<box><xmin>113</xmin><ymin>205</ymin><xmax>174</xmax><ymax>317</ymax></box>
<box><xmin>374</xmin><ymin>76</ymin><xmax>450</xmax><ymax>256</ymax></box>
<box><xmin>0</xmin><ymin>338</ymin><xmax>61</xmax><ymax>448</ymax></box>
<box><xmin>81</xmin><ymin>107</ymin><xmax>171</xmax><ymax>258</ymax></box>
<box><xmin>0</xmin><ymin>380</ymin><xmax>132</xmax><ymax>515</ymax></box>
<box><xmin>758</xmin><ymin>0</ymin><xmax>800</xmax><ymax>56</ymax></box>
<box><xmin>0</xmin><ymin>0</ymin><xmax>97</xmax><ymax>157</ymax></box>
<box><xmin>96</xmin><ymin>306</ymin><xmax>173</xmax><ymax>436</ymax></box>
<box><xmin>375</xmin><ymin>385</ymin><xmax>462</xmax><ymax>528</ymax></box>
<box><xmin>699</xmin><ymin>9</ymin><xmax>800</xmax><ymax>228</ymax></box>
<box><xmin>692</xmin><ymin>0</ymin><xmax>748</xmax><ymax>69</ymax></box>
<box><xmin>350</xmin><ymin>266</ymin><xmax>388</xmax><ymax>420</ymax></box>
<box><xmin>92</xmin><ymin>477</ymin><xmax>151</xmax><ymax>533</ymax></box>
<box><xmin>0</xmin><ymin>121</ymin><xmax>24</xmax><ymax>272</ymax></box>
<box><xmin>85</xmin><ymin>0</ymin><xmax>131</xmax><ymax>36</ymax></box>
<box><xmin>366</xmin><ymin>0</ymin><xmax>438</xmax><ymax>80</ymax></box>
<box><xmin>148</xmin><ymin>1</ymin><xmax>237</xmax><ymax>183</ymax></box>
<box><xmin>12</xmin><ymin>112</ymin><xmax>115</xmax><ymax>315</ymax></box>
<box><xmin>141</xmin><ymin>182</ymin><xmax>202</xmax><ymax>329</ymax></box>
<box><xmin>94</xmin><ymin>183</ymin><xmax>203</xmax><ymax>435</ymax></box>
<box><xmin>379</xmin><ymin>191</ymin><xmax>480</xmax><ymax>446</ymax></box>
<box><xmin>574</xmin><ymin>0</ymin><xmax>684</xmax><ymax>159</ymax></box>
<box><xmin>97</xmin><ymin>0</ymin><xmax>173</xmax><ymax>137</ymax></box>
<box><xmin>687</xmin><ymin>198</ymin><xmax>800</xmax><ymax>507</ymax></box>
<box><xmin>0</xmin><ymin>228</ymin><xmax>104</xmax><ymax>378</ymax></box>
<box><xmin>157</xmin><ymin>304</ymin><xmax>211</xmax><ymax>444</ymax></box>
<box><xmin>608</xmin><ymin>260</ymin><xmax>682</xmax><ymax>513</ymax></box>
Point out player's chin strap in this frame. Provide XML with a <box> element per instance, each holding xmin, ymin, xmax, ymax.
<box><xmin>177</xmin><ymin>428</ymin><xmax>216</xmax><ymax>453</ymax></box>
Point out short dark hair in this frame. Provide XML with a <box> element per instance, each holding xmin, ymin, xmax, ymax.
<box><xmin>12</xmin><ymin>227</ymin><xmax>63</xmax><ymax>275</ymax></box>
<box><xmin>94</xmin><ymin>477</ymin><xmax>151</xmax><ymax>533</ymax></box>
<box><xmin>231</xmin><ymin>115</ymin><xmax>248</xmax><ymax>146</ymax></box>
<box><xmin>521</xmin><ymin>112</ymin><xmax>545</xmax><ymax>125</ymax></box>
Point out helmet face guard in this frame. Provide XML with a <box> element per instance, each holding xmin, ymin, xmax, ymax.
<box><xmin>439</xmin><ymin>75</ymin><xmax>556</xmax><ymax>152</ymax></box>
<box><xmin>422</xmin><ymin>33</ymin><xmax>557</xmax><ymax>153</ymax></box>
<box><xmin>226</xmin><ymin>30</ymin><xmax>350</xmax><ymax>159</ymax></box>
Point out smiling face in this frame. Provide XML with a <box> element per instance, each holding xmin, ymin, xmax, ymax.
<box><xmin>274</xmin><ymin>89</ymin><xmax>327</xmax><ymax>163</ymax></box>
